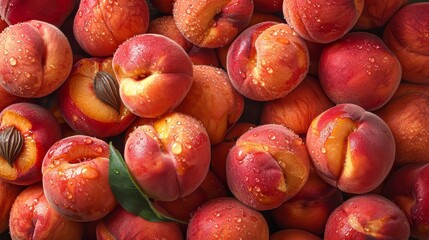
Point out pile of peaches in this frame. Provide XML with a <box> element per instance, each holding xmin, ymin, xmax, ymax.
<box><xmin>0</xmin><ymin>0</ymin><xmax>428</xmax><ymax>239</ymax></box>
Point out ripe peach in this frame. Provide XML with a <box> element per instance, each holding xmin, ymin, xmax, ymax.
<box><xmin>383</xmin><ymin>2</ymin><xmax>429</xmax><ymax>83</ymax></box>
<box><xmin>306</xmin><ymin>103</ymin><xmax>396</xmax><ymax>194</ymax></box>
<box><xmin>0</xmin><ymin>20</ymin><xmax>73</xmax><ymax>98</ymax></box>
<box><xmin>0</xmin><ymin>0</ymin><xmax>75</xmax><ymax>27</ymax></box>
<box><xmin>226</xmin><ymin>124</ymin><xmax>311</xmax><ymax>210</ymax></box>
<box><xmin>0</xmin><ymin>180</ymin><xmax>23</xmax><ymax>233</ymax></box>
<box><xmin>383</xmin><ymin>163</ymin><xmax>429</xmax><ymax>239</ymax></box>
<box><xmin>270</xmin><ymin>229</ymin><xmax>322</xmax><ymax>240</ymax></box>
<box><xmin>58</xmin><ymin>57</ymin><xmax>136</xmax><ymax>138</ymax></box>
<box><xmin>173</xmin><ymin>0</ymin><xmax>254</xmax><ymax>48</ymax></box>
<box><xmin>283</xmin><ymin>0</ymin><xmax>364</xmax><ymax>43</ymax></box>
<box><xmin>42</xmin><ymin>135</ymin><xmax>116</xmax><ymax>222</ymax></box>
<box><xmin>375</xmin><ymin>92</ymin><xmax>429</xmax><ymax>166</ymax></box>
<box><xmin>112</xmin><ymin>34</ymin><xmax>193</xmax><ymax>118</ymax></box>
<box><xmin>124</xmin><ymin>112</ymin><xmax>211</xmax><ymax>201</ymax></box>
<box><xmin>319</xmin><ymin>32</ymin><xmax>402</xmax><ymax>111</ymax></box>
<box><xmin>324</xmin><ymin>194</ymin><xmax>410</xmax><ymax>239</ymax></box>
<box><xmin>227</xmin><ymin>22</ymin><xmax>309</xmax><ymax>101</ymax></box>
<box><xmin>96</xmin><ymin>206</ymin><xmax>183</xmax><ymax>240</ymax></box>
<box><xmin>0</xmin><ymin>102</ymin><xmax>61</xmax><ymax>185</ymax></box>
<box><xmin>354</xmin><ymin>0</ymin><xmax>408</xmax><ymax>30</ymax></box>
<box><xmin>9</xmin><ymin>184</ymin><xmax>84</xmax><ymax>240</ymax></box>
<box><xmin>175</xmin><ymin>65</ymin><xmax>244</xmax><ymax>145</ymax></box>
<box><xmin>260</xmin><ymin>75</ymin><xmax>334</xmax><ymax>136</ymax></box>
<box><xmin>187</xmin><ymin>197</ymin><xmax>269</xmax><ymax>240</ymax></box>
<box><xmin>73</xmin><ymin>0</ymin><xmax>149</xmax><ymax>57</ymax></box>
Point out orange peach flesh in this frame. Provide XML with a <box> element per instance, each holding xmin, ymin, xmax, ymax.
<box><xmin>0</xmin><ymin>111</ymin><xmax>36</xmax><ymax>181</ymax></box>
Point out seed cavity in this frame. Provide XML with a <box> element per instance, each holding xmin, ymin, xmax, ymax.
<box><xmin>94</xmin><ymin>71</ymin><xmax>121</xmax><ymax>113</ymax></box>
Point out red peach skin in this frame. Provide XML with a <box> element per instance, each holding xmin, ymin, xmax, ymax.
<box><xmin>226</xmin><ymin>124</ymin><xmax>311</xmax><ymax>210</ymax></box>
<box><xmin>306</xmin><ymin>103</ymin><xmax>396</xmax><ymax>194</ymax></box>
<box><xmin>354</xmin><ymin>0</ymin><xmax>408</xmax><ymax>30</ymax></box>
<box><xmin>227</xmin><ymin>22</ymin><xmax>309</xmax><ymax>101</ymax></box>
<box><xmin>0</xmin><ymin>20</ymin><xmax>73</xmax><ymax>98</ymax></box>
<box><xmin>112</xmin><ymin>33</ymin><xmax>193</xmax><ymax>118</ymax></box>
<box><xmin>73</xmin><ymin>0</ymin><xmax>150</xmax><ymax>57</ymax></box>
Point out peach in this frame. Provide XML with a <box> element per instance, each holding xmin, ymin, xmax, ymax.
<box><xmin>58</xmin><ymin>57</ymin><xmax>136</xmax><ymax>138</ymax></box>
<box><xmin>96</xmin><ymin>206</ymin><xmax>183</xmax><ymax>240</ymax></box>
<box><xmin>270</xmin><ymin>169</ymin><xmax>343</xmax><ymax>236</ymax></box>
<box><xmin>227</xmin><ymin>22</ymin><xmax>309</xmax><ymax>101</ymax></box>
<box><xmin>226</xmin><ymin>124</ymin><xmax>311</xmax><ymax>210</ymax></box>
<box><xmin>383</xmin><ymin>163</ymin><xmax>429</xmax><ymax>239</ymax></box>
<box><xmin>306</xmin><ymin>103</ymin><xmax>396</xmax><ymax>194</ymax></box>
<box><xmin>383</xmin><ymin>2</ymin><xmax>429</xmax><ymax>83</ymax></box>
<box><xmin>0</xmin><ymin>102</ymin><xmax>61</xmax><ymax>185</ymax></box>
<box><xmin>270</xmin><ymin>229</ymin><xmax>322</xmax><ymax>240</ymax></box>
<box><xmin>0</xmin><ymin>17</ymin><xmax>7</xmax><ymax>32</ymax></box>
<box><xmin>0</xmin><ymin>180</ymin><xmax>23</xmax><ymax>233</ymax></box>
<box><xmin>375</xmin><ymin>92</ymin><xmax>429</xmax><ymax>166</ymax></box>
<box><xmin>73</xmin><ymin>0</ymin><xmax>149</xmax><ymax>57</ymax></box>
<box><xmin>392</xmin><ymin>81</ymin><xmax>429</xmax><ymax>99</ymax></box>
<box><xmin>112</xmin><ymin>34</ymin><xmax>193</xmax><ymax>118</ymax></box>
<box><xmin>124</xmin><ymin>112</ymin><xmax>211</xmax><ymax>201</ymax></box>
<box><xmin>318</xmin><ymin>31</ymin><xmax>402</xmax><ymax>111</ymax></box>
<box><xmin>0</xmin><ymin>20</ymin><xmax>73</xmax><ymax>98</ymax></box>
<box><xmin>42</xmin><ymin>135</ymin><xmax>117</xmax><ymax>222</ymax></box>
<box><xmin>0</xmin><ymin>0</ymin><xmax>75</xmax><ymax>27</ymax></box>
<box><xmin>260</xmin><ymin>75</ymin><xmax>334</xmax><ymax>136</ymax></box>
<box><xmin>324</xmin><ymin>194</ymin><xmax>410</xmax><ymax>239</ymax></box>
<box><xmin>354</xmin><ymin>0</ymin><xmax>408</xmax><ymax>30</ymax></box>
<box><xmin>173</xmin><ymin>0</ymin><xmax>254</xmax><ymax>48</ymax></box>
<box><xmin>175</xmin><ymin>65</ymin><xmax>244</xmax><ymax>145</ymax></box>
<box><xmin>9</xmin><ymin>184</ymin><xmax>84</xmax><ymax>240</ymax></box>
<box><xmin>147</xmin><ymin>15</ymin><xmax>194</xmax><ymax>52</ymax></box>
<box><xmin>186</xmin><ymin>197</ymin><xmax>269</xmax><ymax>240</ymax></box>
<box><xmin>283</xmin><ymin>0</ymin><xmax>364</xmax><ymax>43</ymax></box>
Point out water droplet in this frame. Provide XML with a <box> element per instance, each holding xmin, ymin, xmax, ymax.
<box><xmin>320</xmin><ymin>146</ymin><xmax>327</xmax><ymax>153</ymax></box>
<box><xmin>95</xmin><ymin>146</ymin><xmax>103</xmax><ymax>153</ymax></box>
<box><xmin>9</xmin><ymin>57</ymin><xmax>17</xmax><ymax>66</ymax></box>
<box><xmin>368</xmin><ymin>57</ymin><xmax>375</xmax><ymax>63</ymax></box>
<box><xmin>80</xmin><ymin>167</ymin><xmax>99</xmax><ymax>179</ymax></box>
<box><xmin>113</xmin><ymin>169</ymin><xmax>119</xmax><ymax>175</ymax></box>
<box><xmin>268</xmin><ymin>133</ymin><xmax>276</xmax><ymax>140</ymax></box>
<box><xmin>171</xmin><ymin>142</ymin><xmax>183</xmax><ymax>155</ymax></box>
<box><xmin>266</xmin><ymin>67</ymin><xmax>273</xmax><ymax>74</ymax></box>
<box><xmin>49</xmin><ymin>63</ymin><xmax>56</xmax><ymax>69</ymax></box>
<box><xmin>253</xmin><ymin>168</ymin><xmax>261</xmax><ymax>174</ymax></box>
<box><xmin>3</xmin><ymin>49</ymin><xmax>8</xmax><ymax>55</ymax></box>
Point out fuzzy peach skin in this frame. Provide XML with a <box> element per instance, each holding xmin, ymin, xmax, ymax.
<box><xmin>96</xmin><ymin>206</ymin><xmax>183</xmax><ymax>240</ymax></box>
<box><xmin>270</xmin><ymin>229</ymin><xmax>322</xmax><ymax>240</ymax></box>
<box><xmin>9</xmin><ymin>184</ymin><xmax>84</xmax><ymax>240</ymax></box>
<box><xmin>306</xmin><ymin>103</ymin><xmax>396</xmax><ymax>194</ymax></box>
<box><xmin>0</xmin><ymin>20</ymin><xmax>73</xmax><ymax>98</ymax></box>
<box><xmin>176</xmin><ymin>65</ymin><xmax>244</xmax><ymax>145</ymax></box>
<box><xmin>112</xmin><ymin>33</ymin><xmax>193</xmax><ymax>118</ymax></box>
<box><xmin>147</xmin><ymin>15</ymin><xmax>194</xmax><ymax>52</ymax></box>
<box><xmin>58</xmin><ymin>57</ymin><xmax>136</xmax><ymax>138</ymax></box>
<box><xmin>226</xmin><ymin>124</ymin><xmax>311</xmax><ymax>210</ymax></box>
<box><xmin>324</xmin><ymin>194</ymin><xmax>410</xmax><ymax>240</ymax></box>
<box><xmin>383</xmin><ymin>2</ymin><xmax>429</xmax><ymax>84</ymax></box>
<box><xmin>354</xmin><ymin>0</ymin><xmax>408</xmax><ymax>30</ymax></box>
<box><xmin>173</xmin><ymin>0</ymin><xmax>254</xmax><ymax>48</ymax></box>
<box><xmin>283</xmin><ymin>0</ymin><xmax>364</xmax><ymax>43</ymax></box>
<box><xmin>319</xmin><ymin>32</ymin><xmax>402</xmax><ymax>111</ymax></box>
<box><xmin>260</xmin><ymin>75</ymin><xmax>334</xmax><ymax>136</ymax></box>
<box><xmin>0</xmin><ymin>0</ymin><xmax>75</xmax><ymax>27</ymax></box>
<box><xmin>186</xmin><ymin>197</ymin><xmax>269</xmax><ymax>240</ymax></box>
<box><xmin>0</xmin><ymin>180</ymin><xmax>23</xmax><ymax>233</ymax></box>
<box><xmin>227</xmin><ymin>22</ymin><xmax>309</xmax><ymax>101</ymax></box>
<box><xmin>124</xmin><ymin>112</ymin><xmax>211</xmax><ymax>201</ymax></box>
<box><xmin>375</xmin><ymin>92</ymin><xmax>429</xmax><ymax>166</ymax></box>
<box><xmin>42</xmin><ymin>135</ymin><xmax>117</xmax><ymax>222</ymax></box>
<box><xmin>383</xmin><ymin>163</ymin><xmax>429</xmax><ymax>239</ymax></box>
<box><xmin>73</xmin><ymin>0</ymin><xmax>149</xmax><ymax>57</ymax></box>
<box><xmin>270</xmin><ymin>169</ymin><xmax>343</xmax><ymax>236</ymax></box>
<box><xmin>0</xmin><ymin>102</ymin><xmax>61</xmax><ymax>185</ymax></box>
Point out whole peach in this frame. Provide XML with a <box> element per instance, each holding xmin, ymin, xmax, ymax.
<box><xmin>124</xmin><ymin>112</ymin><xmax>211</xmax><ymax>201</ymax></box>
<box><xmin>319</xmin><ymin>32</ymin><xmax>402</xmax><ymax>111</ymax></box>
<box><xmin>0</xmin><ymin>180</ymin><xmax>23</xmax><ymax>233</ymax></box>
<box><xmin>306</xmin><ymin>103</ymin><xmax>396</xmax><ymax>194</ymax></box>
<box><xmin>227</xmin><ymin>22</ymin><xmax>309</xmax><ymax>101</ymax></box>
<box><xmin>383</xmin><ymin>2</ymin><xmax>429</xmax><ymax>83</ymax></box>
<box><xmin>187</xmin><ymin>197</ymin><xmax>269</xmax><ymax>240</ymax></box>
<box><xmin>42</xmin><ymin>135</ymin><xmax>116</xmax><ymax>222</ymax></box>
<box><xmin>226</xmin><ymin>124</ymin><xmax>311</xmax><ymax>210</ymax></box>
<box><xmin>283</xmin><ymin>0</ymin><xmax>364</xmax><ymax>43</ymax></box>
<box><xmin>9</xmin><ymin>184</ymin><xmax>84</xmax><ymax>240</ymax></box>
<box><xmin>73</xmin><ymin>0</ymin><xmax>149</xmax><ymax>57</ymax></box>
<box><xmin>112</xmin><ymin>33</ymin><xmax>193</xmax><ymax>118</ymax></box>
<box><xmin>0</xmin><ymin>20</ymin><xmax>73</xmax><ymax>98</ymax></box>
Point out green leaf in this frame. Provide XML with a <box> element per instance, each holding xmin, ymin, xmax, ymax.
<box><xmin>108</xmin><ymin>142</ymin><xmax>187</xmax><ymax>224</ymax></box>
